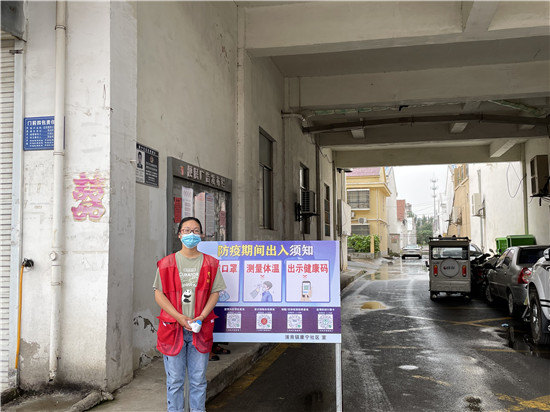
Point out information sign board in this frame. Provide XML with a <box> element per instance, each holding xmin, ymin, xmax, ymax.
<box><xmin>198</xmin><ymin>241</ymin><xmax>341</xmax><ymax>343</ymax></box>
<box><xmin>136</xmin><ymin>143</ymin><xmax>159</xmax><ymax>187</ymax></box>
<box><xmin>23</xmin><ymin>116</ymin><xmax>56</xmax><ymax>150</ymax></box>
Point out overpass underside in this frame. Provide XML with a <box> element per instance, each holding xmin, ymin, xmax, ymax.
<box><xmin>242</xmin><ymin>1</ymin><xmax>550</xmax><ymax>167</ymax></box>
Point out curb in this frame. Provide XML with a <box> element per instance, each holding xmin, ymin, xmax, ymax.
<box><xmin>206</xmin><ymin>343</ymin><xmax>275</xmax><ymax>403</ymax></box>
<box><xmin>341</xmin><ymin>270</ymin><xmax>367</xmax><ymax>291</ymax></box>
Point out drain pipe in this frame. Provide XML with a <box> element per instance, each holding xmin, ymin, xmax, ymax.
<box><xmin>49</xmin><ymin>0</ymin><xmax>67</xmax><ymax>383</ymax></box>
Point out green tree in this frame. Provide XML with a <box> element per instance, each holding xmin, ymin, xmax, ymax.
<box><xmin>415</xmin><ymin>215</ymin><xmax>433</xmax><ymax>245</ymax></box>
<box><xmin>348</xmin><ymin>234</ymin><xmax>380</xmax><ymax>253</ymax></box>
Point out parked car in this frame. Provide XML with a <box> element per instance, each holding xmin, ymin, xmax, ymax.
<box><xmin>526</xmin><ymin>247</ymin><xmax>550</xmax><ymax>345</ymax></box>
<box><xmin>470</xmin><ymin>251</ymin><xmax>492</xmax><ymax>296</ymax></box>
<box><xmin>401</xmin><ymin>244</ymin><xmax>422</xmax><ymax>259</ymax></box>
<box><xmin>468</xmin><ymin>243</ymin><xmax>490</xmax><ymax>296</ymax></box>
<box><xmin>486</xmin><ymin>245</ymin><xmax>549</xmax><ymax>317</ymax></box>
<box><xmin>469</xmin><ymin>243</ymin><xmax>483</xmax><ymax>259</ymax></box>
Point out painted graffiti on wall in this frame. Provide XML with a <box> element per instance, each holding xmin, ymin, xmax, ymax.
<box><xmin>71</xmin><ymin>172</ymin><xmax>106</xmax><ymax>222</ymax></box>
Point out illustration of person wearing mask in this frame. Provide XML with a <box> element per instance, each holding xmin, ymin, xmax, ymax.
<box><xmin>260</xmin><ymin>281</ymin><xmax>273</xmax><ymax>302</ymax></box>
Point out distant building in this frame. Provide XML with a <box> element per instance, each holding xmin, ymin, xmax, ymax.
<box><xmin>397</xmin><ymin>200</ymin><xmax>417</xmax><ymax>247</ymax></box>
<box><xmin>447</xmin><ymin>164</ymin><xmax>471</xmax><ymax>238</ymax></box>
<box><xmin>445</xmin><ymin>162</ymin><xmax>525</xmax><ymax>252</ymax></box>
<box><xmin>386</xmin><ymin>167</ymin><xmax>400</xmax><ymax>254</ymax></box>
<box><xmin>346</xmin><ymin>167</ymin><xmax>391</xmax><ymax>254</ymax></box>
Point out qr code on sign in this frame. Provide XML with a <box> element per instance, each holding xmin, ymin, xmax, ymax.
<box><xmin>226</xmin><ymin>313</ymin><xmax>241</xmax><ymax>329</ymax></box>
<box><xmin>256</xmin><ymin>313</ymin><xmax>272</xmax><ymax>330</ymax></box>
<box><xmin>318</xmin><ymin>314</ymin><xmax>333</xmax><ymax>330</ymax></box>
<box><xmin>287</xmin><ymin>314</ymin><xmax>302</xmax><ymax>329</ymax></box>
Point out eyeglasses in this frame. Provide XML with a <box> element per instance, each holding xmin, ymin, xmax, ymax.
<box><xmin>181</xmin><ymin>228</ymin><xmax>201</xmax><ymax>234</ymax></box>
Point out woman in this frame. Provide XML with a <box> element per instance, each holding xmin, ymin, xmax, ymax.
<box><xmin>153</xmin><ymin>217</ymin><xmax>226</xmax><ymax>412</ymax></box>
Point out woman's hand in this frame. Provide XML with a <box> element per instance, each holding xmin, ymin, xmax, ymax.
<box><xmin>177</xmin><ymin>314</ymin><xmax>194</xmax><ymax>331</ymax></box>
<box><xmin>192</xmin><ymin>314</ymin><xmax>205</xmax><ymax>323</ymax></box>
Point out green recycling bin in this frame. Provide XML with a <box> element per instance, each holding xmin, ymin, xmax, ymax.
<box><xmin>495</xmin><ymin>237</ymin><xmax>507</xmax><ymax>254</ymax></box>
<box><xmin>506</xmin><ymin>234</ymin><xmax>536</xmax><ymax>247</ymax></box>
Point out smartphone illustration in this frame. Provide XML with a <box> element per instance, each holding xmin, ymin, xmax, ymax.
<box><xmin>301</xmin><ymin>281</ymin><xmax>311</xmax><ymax>298</ymax></box>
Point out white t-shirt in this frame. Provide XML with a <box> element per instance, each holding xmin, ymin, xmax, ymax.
<box><xmin>153</xmin><ymin>253</ymin><xmax>226</xmax><ymax>318</ymax></box>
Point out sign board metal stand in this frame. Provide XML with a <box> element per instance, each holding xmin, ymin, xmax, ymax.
<box><xmin>336</xmin><ymin>342</ymin><xmax>342</xmax><ymax>411</ymax></box>
<box><xmin>179</xmin><ymin>240</ymin><xmax>342</xmax><ymax>411</ymax></box>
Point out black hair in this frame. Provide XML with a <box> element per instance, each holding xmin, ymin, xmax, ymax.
<box><xmin>177</xmin><ymin>217</ymin><xmax>203</xmax><ymax>234</ymax></box>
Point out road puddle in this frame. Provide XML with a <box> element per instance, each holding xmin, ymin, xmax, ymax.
<box><xmin>368</xmin><ymin>265</ymin><xmax>408</xmax><ymax>280</ymax></box>
<box><xmin>361</xmin><ymin>301</ymin><xmax>387</xmax><ymax>310</ymax></box>
<box><xmin>502</xmin><ymin>325</ymin><xmax>550</xmax><ymax>359</ymax></box>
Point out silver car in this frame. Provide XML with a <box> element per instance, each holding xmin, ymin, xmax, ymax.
<box><xmin>401</xmin><ymin>244</ymin><xmax>422</xmax><ymax>259</ymax></box>
<box><xmin>486</xmin><ymin>245</ymin><xmax>549</xmax><ymax>317</ymax></box>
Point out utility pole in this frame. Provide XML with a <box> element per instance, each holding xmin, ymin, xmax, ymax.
<box><xmin>431</xmin><ymin>178</ymin><xmax>438</xmax><ymax>236</ymax></box>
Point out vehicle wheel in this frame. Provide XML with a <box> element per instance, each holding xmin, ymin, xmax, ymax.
<box><xmin>401</xmin><ymin>256</ymin><xmax>405</xmax><ymax>260</ymax></box>
<box><xmin>418</xmin><ymin>256</ymin><xmax>422</xmax><ymax>260</ymax></box>
<box><xmin>530</xmin><ymin>290</ymin><xmax>550</xmax><ymax>345</ymax></box>
<box><xmin>479</xmin><ymin>282</ymin><xmax>487</xmax><ymax>299</ymax></box>
<box><xmin>485</xmin><ymin>284</ymin><xmax>495</xmax><ymax>304</ymax></box>
<box><xmin>507</xmin><ymin>291</ymin><xmax>521</xmax><ymax>317</ymax></box>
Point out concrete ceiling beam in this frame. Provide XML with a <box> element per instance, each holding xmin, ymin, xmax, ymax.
<box><xmin>462</xmin><ymin>1</ymin><xmax>499</xmax><ymax>33</ymax></box>
<box><xmin>316</xmin><ymin>123</ymin><xmax>546</xmax><ymax>148</ymax></box>
<box><xmin>289</xmin><ymin>60</ymin><xmax>549</xmax><ymax>109</ymax></box>
<box><xmin>333</xmin><ymin>144</ymin><xmax>523</xmax><ymax>168</ymax></box>
<box><xmin>307</xmin><ymin>115</ymin><xmax>548</xmax><ymax>135</ymax></box>
<box><xmin>243</xmin><ymin>1</ymin><xmax>549</xmax><ymax>56</ymax></box>
<box><xmin>489</xmin><ymin>139</ymin><xmax>517</xmax><ymax>158</ymax></box>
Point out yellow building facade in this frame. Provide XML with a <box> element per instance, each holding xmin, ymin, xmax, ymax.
<box><xmin>346</xmin><ymin>167</ymin><xmax>391</xmax><ymax>253</ymax></box>
<box><xmin>447</xmin><ymin>164</ymin><xmax>471</xmax><ymax>238</ymax></box>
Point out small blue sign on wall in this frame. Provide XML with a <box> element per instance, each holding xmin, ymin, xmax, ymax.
<box><xmin>24</xmin><ymin>116</ymin><xmax>56</xmax><ymax>150</ymax></box>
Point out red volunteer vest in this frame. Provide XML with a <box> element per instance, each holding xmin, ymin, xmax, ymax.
<box><xmin>156</xmin><ymin>253</ymin><xmax>219</xmax><ymax>355</ymax></box>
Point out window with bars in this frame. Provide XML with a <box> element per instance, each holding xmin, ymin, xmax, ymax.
<box><xmin>454</xmin><ymin>164</ymin><xmax>468</xmax><ymax>186</ymax></box>
<box><xmin>351</xmin><ymin>224</ymin><xmax>370</xmax><ymax>235</ymax></box>
<box><xmin>347</xmin><ymin>189</ymin><xmax>370</xmax><ymax>209</ymax></box>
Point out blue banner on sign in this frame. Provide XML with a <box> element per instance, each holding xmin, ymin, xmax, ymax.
<box><xmin>198</xmin><ymin>240</ymin><xmax>342</xmax><ymax>343</ymax></box>
<box><xmin>24</xmin><ymin>116</ymin><xmax>55</xmax><ymax>151</ymax></box>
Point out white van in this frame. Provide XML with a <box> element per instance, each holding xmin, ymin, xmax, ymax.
<box><xmin>426</xmin><ymin>236</ymin><xmax>471</xmax><ymax>300</ymax></box>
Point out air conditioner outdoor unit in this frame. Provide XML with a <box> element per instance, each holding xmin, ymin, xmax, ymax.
<box><xmin>471</xmin><ymin>193</ymin><xmax>482</xmax><ymax>216</ymax></box>
<box><xmin>358</xmin><ymin>217</ymin><xmax>366</xmax><ymax>224</ymax></box>
<box><xmin>530</xmin><ymin>154</ymin><xmax>549</xmax><ymax>195</ymax></box>
<box><xmin>301</xmin><ymin>190</ymin><xmax>316</xmax><ymax>214</ymax></box>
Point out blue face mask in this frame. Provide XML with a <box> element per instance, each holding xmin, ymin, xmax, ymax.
<box><xmin>181</xmin><ymin>233</ymin><xmax>201</xmax><ymax>249</ymax></box>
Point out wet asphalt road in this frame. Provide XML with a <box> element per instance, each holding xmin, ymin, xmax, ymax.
<box><xmin>207</xmin><ymin>258</ymin><xmax>550</xmax><ymax>412</ymax></box>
